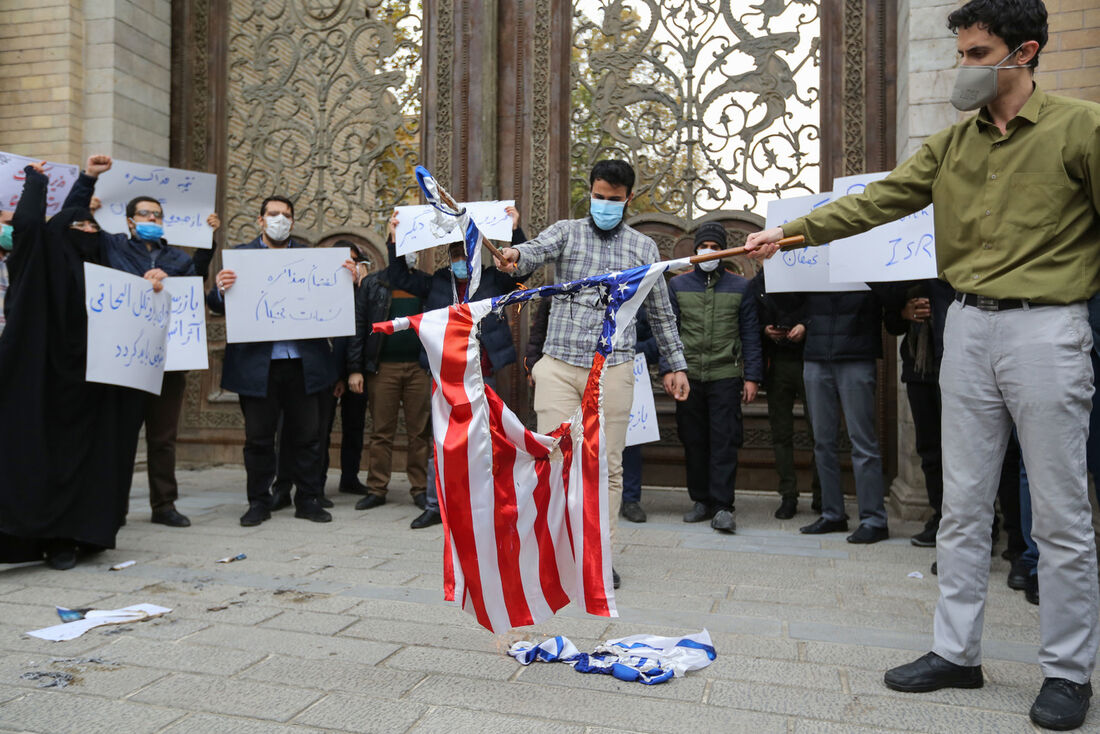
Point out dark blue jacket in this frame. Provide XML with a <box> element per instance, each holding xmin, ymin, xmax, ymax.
<box><xmin>383</xmin><ymin>231</ymin><xmax>528</xmax><ymax>372</ymax></box>
<box><xmin>794</xmin><ymin>291</ymin><xmax>885</xmax><ymax>363</ymax></box>
<box><xmin>347</xmin><ymin>271</ymin><xmax>396</xmax><ymax>376</ymax></box>
<box><xmin>205</xmin><ymin>238</ymin><xmax>336</xmax><ymax>397</ymax></box>
<box><xmin>63</xmin><ymin>172</ymin><xmax>211</xmax><ymax>278</ymax></box>
<box><xmin>879</xmin><ymin>279</ymin><xmax>955</xmax><ymax>384</ymax></box>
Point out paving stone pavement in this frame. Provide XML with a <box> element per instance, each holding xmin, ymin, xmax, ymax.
<box><xmin>0</xmin><ymin>466</ymin><xmax>1087</xmax><ymax>733</ymax></box>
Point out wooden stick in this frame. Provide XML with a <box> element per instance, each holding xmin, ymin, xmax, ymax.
<box><xmin>687</xmin><ymin>235</ymin><xmax>806</xmax><ymax>263</ymax></box>
<box><xmin>431</xmin><ymin>181</ymin><xmax>511</xmax><ymax>262</ymax></box>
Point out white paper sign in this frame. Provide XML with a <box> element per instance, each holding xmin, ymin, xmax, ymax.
<box><xmin>93</xmin><ymin>160</ymin><xmax>217</xmax><ymax>249</ymax></box>
<box><xmin>164</xmin><ymin>276</ymin><xmax>209</xmax><ymax>371</ymax></box>
<box><xmin>222</xmin><ymin>248</ymin><xmax>356</xmax><ymax>343</ymax></box>
<box><xmin>762</xmin><ymin>193</ymin><xmax>869</xmax><ymax>293</ymax></box>
<box><xmin>395</xmin><ymin>200</ymin><xmax>515</xmax><ymax>255</ymax></box>
<box><xmin>625</xmin><ymin>353</ymin><xmax>660</xmax><ymax>447</ymax></box>
<box><xmin>828</xmin><ymin>172</ymin><xmax>938</xmax><ymax>283</ymax></box>
<box><xmin>84</xmin><ymin>263</ymin><xmax>171</xmax><ymax>395</ymax></box>
<box><xmin>0</xmin><ymin>151</ymin><xmax>79</xmax><ymax>217</ymax></box>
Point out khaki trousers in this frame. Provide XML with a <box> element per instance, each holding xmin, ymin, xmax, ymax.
<box><xmin>532</xmin><ymin>355</ymin><xmax>634</xmax><ymax>546</ymax></box>
<box><xmin>366</xmin><ymin>361</ymin><xmax>432</xmax><ymax>496</ymax></box>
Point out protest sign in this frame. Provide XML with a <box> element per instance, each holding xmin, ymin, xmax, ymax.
<box><xmin>163</xmin><ymin>276</ymin><xmax>208</xmax><ymax>371</ymax></box>
<box><xmin>0</xmin><ymin>151</ymin><xmax>79</xmax><ymax>217</ymax></box>
<box><xmin>394</xmin><ymin>200</ymin><xmax>515</xmax><ymax>256</ymax></box>
<box><xmin>625</xmin><ymin>353</ymin><xmax>660</xmax><ymax>447</ymax></box>
<box><xmin>84</xmin><ymin>263</ymin><xmax>171</xmax><ymax>395</ymax></box>
<box><xmin>93</xmin><ymin>160</ymin><xmax>217</xmax><ymax>249</ymax></box>
<box><xmin>762</xmin><ymin>193</ymin><xmax>869</xmax><ymax>293</ymax></box>
<box><xmin>828</xmin><ymin>172</ymin><xmax>938</xmax><ymax>282</ymax></box>
<box><xmin>221</xmin><ymin>248</ymin><xmax>355</xmax><ymax>343</ymax></box>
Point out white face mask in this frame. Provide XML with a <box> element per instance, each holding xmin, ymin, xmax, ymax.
<box><xmin>696</xmin><ymin>248</ymin><xmax>721</xmax><ymax>272</ymax></box>
<box><xmin>264</xmin><ymin>213</ymin><xmax>292</xmax><ymax>242</ymax></box>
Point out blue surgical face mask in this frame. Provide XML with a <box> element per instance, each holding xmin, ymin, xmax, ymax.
<box><xmin>133</xmin><ymin>221</ymin><xmax>164</xmax><ymax>241</ymax></box>
<box><xmin>590</xmin><ymin>198</ymin><xmax>626</xmax><ymax>230</ymax></box>
<box><xmin>450</xmin><ymin>260</ymin><xmax>469</xmax><ymax>280</ymax></box>
<box><xmin>0</xmin><ymin>224</ymin><xmax>12</xmax><ymax>251</ymax></box>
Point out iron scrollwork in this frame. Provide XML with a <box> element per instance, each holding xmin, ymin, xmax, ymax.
<box><xmin>225</xmin><ymin>0</ymin><xmax>423</xmax><ymax>244</ymax></box>
<box><xmin>571</xmin><ymin>0</ymin><xmax>822</xmax><ymax>218</ymax></box>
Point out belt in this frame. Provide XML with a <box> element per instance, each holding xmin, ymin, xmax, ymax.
<box><xmin>954</xmin><ymin>293</ymin><xmax>1027</xmax><ymax>311</ymax></box>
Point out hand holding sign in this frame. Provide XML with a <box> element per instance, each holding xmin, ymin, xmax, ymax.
<box><xmin>0</xmin><ymin>150</ymin><xmax>79</xmax><ymax>217</ymax></box>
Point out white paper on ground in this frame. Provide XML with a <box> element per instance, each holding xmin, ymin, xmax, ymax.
<box><xmin>93</xmin><ymin>160</ymin><xmax>218</xmax><ymax>249</ymax></box>
<box><xmin>27</xmin><ymin>604</ymin><xmax>172</xmax><ymax>642</ymax></box>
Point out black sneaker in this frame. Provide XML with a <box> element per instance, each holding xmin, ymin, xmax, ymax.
<box><xmin>240</xmin><ymin>503</ymin><xmax>271</xmax><ymax>527</ymax></box>
<box><xmin>355</xmin><ymin>493</ymin><xmax>386</xmax><ymax>511</ymax></box>
<box><xmin>1030</xmin><ymin>678</ymin><xmax>1091</xmax><ymax>730</ymax></box>
<box><xmin>271</xmin><ymin>488</ymin><xmax>292</xmax><ymax>511</ymax></box>
<box><xmin>612</xmin><ymin>568</ymin><xmax>621</xmax><ymax>589</ymax></box>
<box><xmin>1025</xmin><ymin>574</ymin><xmax>1039</xmax><ymax>606</ymax></box>
<box><xmin>411</xmin><ymin>509</ymin><xmax>442</xmax><ymax>529</ymax></box>
<box><xmin>711</xmin><ymin>509</ymin><xmax>736</xmax><ymax>533</ymax></box>
<box><xmin>910</xmin><ymin>517</ymin><xmax>938</xmax><ymax>547</ymax></box>
<box><xmin>151</xmin><ymin>507</ymin><xmax>191</xmax><ymax>528</ymax></box>
<box><xmin>774</xmin><ymin>497</ymin><xmax>797</xmax><ymax>519</ymax></box>
<box><xmin>884</xmin><ymin>651</ymin><xmax>983</xmax><ymax>692</ymax></box>
<box><xmin>620</xmin><ymin>501</ymin><xmax>647</xmax><ymax>523</ymax></box>
<box><xmin>318</xmin><ymin>495</ymin><xmax>334</xmax><ymax>509</ymax></box>
<box><xmin>683</xmin><ymin>502</ymin><xmax>714</xmax><ymax>523</ymax></box>
<box><xmin>847</xmin><ymin>524</ymin><xmax>889</xmax><ymax>544</ymax></box>
<box><xmin>295</xmin><ymin>502</ymin><xmax>332</xmax><ymax>523</ymax></box>
<box><xmin>931</xmin><ymin>561</ymin><xmax>938</xmax><ymax>576</ymax></box>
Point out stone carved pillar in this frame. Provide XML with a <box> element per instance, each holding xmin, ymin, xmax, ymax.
<box><xmin>889</xmin><ymin>0</ymin><xmax>960</xmax><ymax>520</ymax></box>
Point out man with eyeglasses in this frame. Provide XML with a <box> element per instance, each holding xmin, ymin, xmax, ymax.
<box><xmin>63</xmin><ymin>154</ymin><xmax>221</xmax><ymax>530</ymax></box>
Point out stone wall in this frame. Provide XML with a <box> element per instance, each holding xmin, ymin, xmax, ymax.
<box><xmin>0</xmin><ymin>0</ymin><xmax>171</xmax><ymax>166</ymax></box>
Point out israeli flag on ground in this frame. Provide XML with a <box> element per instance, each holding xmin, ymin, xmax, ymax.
<box><xmin>508</xmin><ymin>629</ymin><xmax>716</xmax><ymax>685</ymax></box>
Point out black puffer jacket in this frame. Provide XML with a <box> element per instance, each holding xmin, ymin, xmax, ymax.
<box><xmin>798</xmin><ymin>291</ymin><xmax>885</xmax><ymax>362</ymax></box>
<box><xmin>346</xmin><ymin>271</ymin><xmax>394</xmax><ymax>376</ymax></box>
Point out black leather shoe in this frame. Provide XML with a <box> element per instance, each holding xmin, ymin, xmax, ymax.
<box><xmin>413</xmin><ymin>492</ymin><xmax>428</xmax><ymax>511</ymax></box>
<box><xmin>620</xmin><ymin>501</ymin><xmax>647</xmax><ymax>523</ymax></box>
<box><xmin>1025</xmin><ymin>573</ymin><xmax>1039</xmax><ymax>606</ymax></box>
<box><xmin>1007</xmin><ymin>557</ymin><xmax>1031</xmax><ymax>590</ymax></box>
<box><xmin>411</xmin><ymin>509</ymin><xmax>442</xmax><ymax>529</ymax></box>
<box><xmin>338</xmin><ymin>479</ymin><xmax>369</xmax><ymax>495</ymax></box>
<box><xmin>884</xmin><ymin>652</ymin><xmax>983</xmax><ymax>692</ymax></box>
<box><xmin>151</xmin><ymin>508</ymin><xmax>191</xmax><ymax>527</ymax></box>
<box><xmin>800</xmin><ymin>516</ymin><xmax>848</xmax><ymax>535</ymax></box>
<box><xmin>774</xmin><ymin>497</ymin><xmax>797</xmax><ymax>520</ymax></box>
<box><xmin>240</xmin><ymin>504</ymin><xmax>271</xmax><ymax>527</ymax></box>
<box><xmin>683</xmin><ymin>502</ymin><xmax>714</xmax><ymax>523</ymax></box>
<box><xmin>318</xmin><ymin>495</ymin><xmax>334</xmax><ymax>509</ymax></box>
<box><xmin>355</xmin><ymin>493</ymin><xmax>386</xmax><ymax>511</ymax></box>
<box><xmin>1030</xmin><ymin>678</ymin><xmax>1091</xmax><ymax>730</ymax></box>
<box><xmin>911</xmin><ymin>517</ymin><xmax>939</xmax><ymax>547</ymax></box>
<box><xmin>847</xmin><ymin>524</ymin><xmax>889</xmax><ymax>544</ymax></box>
<box><xmin>295</xmin><ymin>502</ymin><xmax>332</xmax><ymax>523</ymax></box>
<box><xmin>711</xmin><ymin>509</ymin><xmax>736</xmax><ymax>533</ymax></box>
<box><xmin>271</xmin><ymin>488</ymin><xmax>292</xmax><ymax>511</ymax></box>
<box><xmin>931</xmin><ymin>561</ymin><xmax>938</xmax><ymax>576</ymax></box>
<box><xmin>45</xmin><ymin>542</ymin><xmax>78</xmax><ymax>571</ymax></box>
<box><xmin>612</xmin><ymin>568</ymin><xmax>621</xmax><ymax>589</ymax></box>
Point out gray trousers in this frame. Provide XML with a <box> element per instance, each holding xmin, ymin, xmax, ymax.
<box><xmin>803</xmin><ymin>359</ymin><xmax>887</xmax><ymax>528</ymax></box>
<box><xmin>934</xmin><ymin>299</ymin><xmax>1097</xmax><ymax>683</ymax></box>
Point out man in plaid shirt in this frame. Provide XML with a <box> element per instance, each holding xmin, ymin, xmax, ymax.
<box><xmin>498</xmin><ymin>159</ymin><xmax>690</xmax><ymax>589</ymax></box>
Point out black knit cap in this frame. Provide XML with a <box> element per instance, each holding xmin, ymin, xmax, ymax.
<box><xmin>693</xmin><ymin>221</ymin><xmax>727</xmax><ymax>251</ymax></box>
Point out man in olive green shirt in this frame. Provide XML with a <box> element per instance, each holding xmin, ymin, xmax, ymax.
<box><xmin>748</xmin><ymin>1</ymin><xmax>1099</xmax><ymax>729</ymax></box>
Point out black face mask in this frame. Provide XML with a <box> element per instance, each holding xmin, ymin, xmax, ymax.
<box><xmin>47</xmin><ymin>207</ymin><xmax>101</xmax><ymax>262</ymax></box>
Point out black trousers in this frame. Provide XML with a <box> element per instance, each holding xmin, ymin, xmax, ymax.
<box><xmin>240</xmin><ymin>359</ymin><xmax>323</xmax><ymax>507</ymax></box>
<box><xmin>905</xmin><ymin>380</ymin><xmax>943</xmax><ymax>516</ymax></box>
<box><xmin>275</xmin><ymin>388</ymin><xmax>367</xmax><ymax>493</ymax></box>
<box><xmin>675</xmin><ymin>377</ymin><xmax>743</xmax><ymax>511</ymax></box>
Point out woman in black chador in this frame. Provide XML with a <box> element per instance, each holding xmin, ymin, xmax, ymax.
<box><xmin>0</xmin><ymin>163</ymin><xmax>146</xmax><ymax>570</ymax></box>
